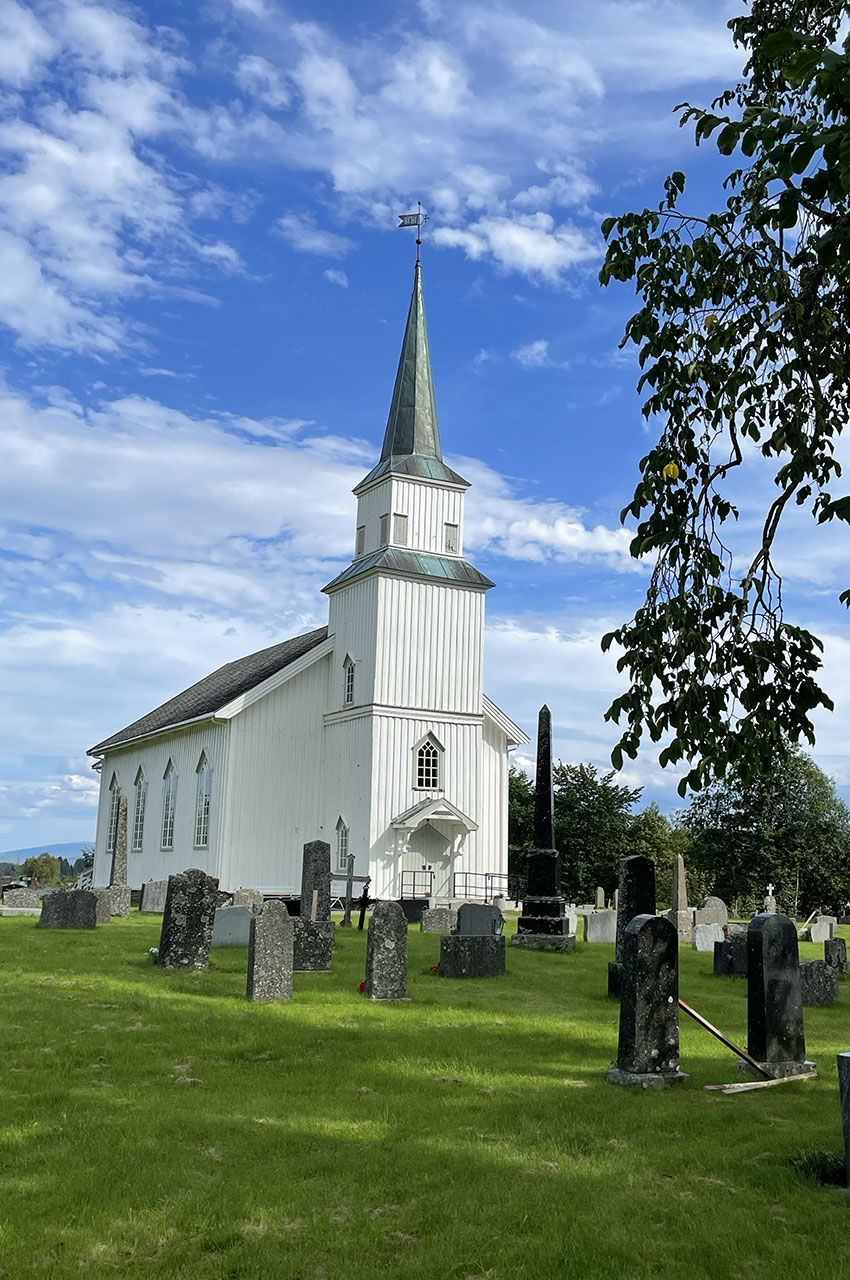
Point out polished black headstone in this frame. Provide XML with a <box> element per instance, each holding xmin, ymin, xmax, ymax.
<box><xmin>608</xmin><ymin>855</ymin><xmax>656</xmax><ymax>997</ymax></box>
<box><xmin>608</xmin><ymin>914</ymin><xmax>684</xmax><ymax>1085</ymax></box>
<box><xmin>747</xmin><ymin>913</ymin><xmax>812</xmax><ymax>1075</ymax></box>
<box><xmin>824</xmin><ymin>937</ymin><xmax>849</xmax><ymax>974</ymax></box>
<box><xmin>838</xmin><ymin>1052</ymin><xmax>850</xmax><ymax>1190</ymax></box>
<box><xmin>714</xmin><ymin>932</ymin><xmax>748</xmax><ymax>977</ymax></box>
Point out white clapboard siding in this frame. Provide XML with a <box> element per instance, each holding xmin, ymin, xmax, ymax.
<box><xmin>322</xmin><ymin>712</ymin><xmax>374</xmax><ymax>875</ymax></box>
<box><xmin>326</xmin><ymin>574</ymin><xmax>380</xmax><ymax>706</ymax></box>
<box><xmin>354</xmin><ymin>476</ymin><xmax>465</xmax><ymax>558</ymax></box>
<box><xmin>373</xmin><ymin>577</ymin><xmax>484</xmax><ymax>713</ymax></box>
<box><xmin>480</xmin><ymin>713</ymin><xmax>509</xmax><ymax>874</ymax></box>
<box><xmin>92</xmin><ymin>720</ymin><xmax>229</xmax><ymax>888</ymax></box>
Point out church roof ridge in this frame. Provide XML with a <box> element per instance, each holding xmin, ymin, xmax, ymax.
<box><xmin>88</xmin><ymin>625</ymin><xmax>329</xmax><ymax>755</ymax></box>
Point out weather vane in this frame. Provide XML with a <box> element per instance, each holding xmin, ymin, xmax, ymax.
<box><xmin>398</xmin><ymin>201</ymin><xmax>429</xmax><ymax>263</ymax></box>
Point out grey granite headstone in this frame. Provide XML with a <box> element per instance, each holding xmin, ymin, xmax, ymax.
<box><xmin>664</xmin><ymin>854</ymin><xmax>692</xmax><ymax>942</ymax></box>
<box><xmin>247</xmin><ymin>900</ymin><xmax>294</xmax><ymax>1002</ymax></box>
<box><xmin>692</xmin><ymin>922</ymin><xmax>725</xmax><ymax>952</ymax></box>
<box><xmin>747</xmin><ymin>913</ymin><xmax>815</xmax><ymax>1078</ymax></box>
<box><xmin>39</xmin><ymin>890</ymin><xmax>97</xmax><ymax>929</ymax></box>
<box><xmin>809</xmin><ymin>917</ymin><xmax>836</xmax><ymax>943</ymax></box>
<box><xmin>607</xmin><ymin>914</ymin><xmax>686</xmax><ymax>1088</ymax></box>
<box><xmin>157</xmin><ymin>868</ymin><xmax>219</xmax><ymax>970</ymax></box>
<box><xmin>140</xmin><ymin>880</ymin><xmax>168</xmax><ymax>914</ymax></box>
<box><xmin>93</xmin><ymin>888</ymin><xmax>113</xmax><ymax>924</ymax></box>
<box><xmin>838</xmin><ymin>1052</ymin><xmax>850</xmax><ymax>1191</ymax></box>
<box><xmin>824</xmin><ymin>937</ymin><xmax>849</xmax><ymax>975</ymax></box>
<box><xmin>365</xmin><ymin>901</ymin><xmax>408</xmax><ymax>1001</ymax></box>
<box><xmin>93</xmin><ymin>885</ymin><xmax>130</xmax><ymax>920</ymax></box>
<box><xmin>0</xmin><ymin>906</ymin><xmax>41</xmax><ymax>916</ymax></box>
<box><xmin>212</xmin><ymin>905</ymin><xmax>254</xmax><ymax>947</ymax></box>
<box><xmin>693</xmin><ymin>895</ymin><xmax>728</xmax><ymax>929</ymax></box>
<box><xmin>440</xmin><ymin>934</ymin><xmax>506</xmax><ymax>979</ymax></box>
<box><xmin>714</xmin><ymin>932</ymin><xmax>748</xmax><ymax>977</ymax></box>
<box><xmin>292</xmin><ymin>918</ymin><xmax>334</xmax><ymax>971</ymax></box>
<box><xmin>420</xmin><ymin>907</ymin><xmax>457</xmax><ymax>933</ymax></box>
<box><xmin>110</xmin><ymin>793</ymin><xmax>129</xmax><ymax>888</ymax></box>
<box><xmin>3</xmin><ymin>887</ymin><xmax>39</xmax><ymax>908</ymax></box>
<box><xmin>456</xmin><ymin>902</ymin><xmax>504</xmax><ymax>936</ymax></box>
<box><xmin>609</xmin><ymin>855</ymin><xmax>656</xmax><ymax>997</ymax></box>
<box><xmin>595</xmin><ymin>886</ymin><xmax>605</xmax><ymax>910</ymax></box>
<box><xmin>799</xmin><ymin>959</ymin><xmax>839</xmax><ymax>1006</ymax></box>
<box><xmin>584</xmin><ymin>912</ymin><xmax>618</xmax><ymax>944</ymax></box>
<box><xmin>300</xmin><ymin>840</ymin><xmax>331</xmax><ymax>922</ymax></box>
<box><xmin>232</xmin><ymin>888</ymin><xmax>264</xmax><ymax>911</ymax></box>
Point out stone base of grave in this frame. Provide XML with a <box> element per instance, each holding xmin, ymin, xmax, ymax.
<box><xmin>737</xmin><ymin>1058</ymin><xmax>817</xmax><ymax>1080</ymax></box>
<box><xmin>293</xmin><ymin>918</ymin><xmax>334</xmax><ymax>971</ymax></box>
<box><xmin>511</xmin><ymin>933</ymin><xmax>575</xmax><ymax>952</ymax></box>
<box><xmin>607</xmin><ymin>960</ymin><xmax>623</xmax><ymax>998</ymax></box>
<box><xmin>441</xmin><ymin>934</ymin><xmax>506</xmax><ymax>978</ymax></box>
<box><xmin>0</xmin><ymin>905</ymin><xmax>41</xmax><ymax>917</ymax></box>
<box><xmin>605</xmin><ymin>1067</ymin><xmax>689</xmax><ymax>1090</ymax></box>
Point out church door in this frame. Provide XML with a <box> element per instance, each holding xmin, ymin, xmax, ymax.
<box><xmin>403</xmin><ymin>822</ymin><xmax>453</xmax><ymax>899</ymax></box>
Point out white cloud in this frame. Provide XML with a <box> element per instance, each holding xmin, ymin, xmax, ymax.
<box><xmin>275</xmin><ymin>211</ymin><xmax>352</xmax><ymax>257</ymax></box>
<box><xmin>0</xmin><ymin>0</ymin><xmax>56</xmax><ymax>88</ymax></box>
<box><xmin>512</xmin><ymin>339</ymin><xmax>552</xmax><ymax>368</ymax></box>
<box><xmin>235</xmin><ymin>54</ymin><xmax>290</xmax><ymax>109</ymax></box>
<box><xmin>323</xmin><ymin>268</ymin><xmax>348</xmax><ymax>288</ymax></box>
<box><xmin>434</xmin><ymin>213</ymin><xmax>599</xmax><ymax>283</ymax></box>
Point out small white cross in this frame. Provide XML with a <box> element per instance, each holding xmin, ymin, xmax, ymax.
<box><xmin>766</xmin><ymin>883</ymin><xmax>775</xmax><ymax>895</ymax></box>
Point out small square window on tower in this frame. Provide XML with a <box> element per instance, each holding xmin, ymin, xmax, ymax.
<box><xmin>444</xmin><ymin>522</ymin><xmax>459</xmax><ymax>554</ymax></box>
<box><xmin>355</xmin><ymin>525</ymin><xmax>365</xmax><ymax>557</ymax></box>
<box><xmin>379</xmin><ymin>513</ymin><xmax>389</xmax><ymax>545</ymax></box>
<box><xmin>393</xmin><ymin>513</ymin><xmax>408</xmax><ymax>546</ymax></box>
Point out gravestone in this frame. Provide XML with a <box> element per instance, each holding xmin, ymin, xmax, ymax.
<box><xmin>824</xmin><ymin>937</ymin><xmax>849</xmax><ymax>975</ymax></box>
<box><xmin>693</xmin><ymin>895</ymin><xmax>728</xmax><ymax>928</ymax></box>
<box><xmin>0</xmin><ymin>905</ymin><xmax>41</xmax><ymax>917</ymax></box>
<box><xmin>300</xmin><ymin>840</ymin><xmax>331</xmax><ymax>922</ymax></box>
<box><xmin>714</xmin><ymin>932</ymin><xmax>748</xmax><ymax>977</ymax></box>
<box><xmin>799</xmin><ymin>959</ymin><xmax>839</xmax><ymax>1006</ymax></box>
<box><xmin>212</xmin><ymin>905</ymin><xmax>254</xmax><ymax>947</ymax></box>
<box><xmin>693</xmin><ymin>922</ymin><xmax>725</xmax><ymax>953</ymax></box>
<box><xmin>595</xmin><ymin>886</ymin><xmax>605</xmax><ymax>910</ymax></box>
<box><xmin>157</xmin><ymin>868</ymin><xmax>219</xmax><ymax>970</ymax></box>
<box><xmin>584</xmin><ymin>912</ymin><xmax>617</xmax><ymax>944</ymax></box>
<box><xmin>232</xmin><ymin>888</ymin><xmax>264</xmax><ymax>911</ymax></box>
<box><xmin>838</xmin><ymin>1053</ymin><xmax>850</xmax><ymax>1192</ymax></box>
<box><xmin>664</xmin><ymin>853</ymin><xmax>693</xmax><ymax>943</ymax></box>
<box><xmin>420</xmin><ymin>907</ymin><xmax>457</xmax><ymax>934</ymax></box>
<box><xmin>93</xmin><ymin>888</ymin><xmax>113</xmax><ymax>924</ymax></box>
<box><xmin>365</xmin><ymin>901</ymin><xmax>408</xmax><ymax>1001</ymax></box>
<box><xmin>3</xmin><ymin>887</ymin><xmax>39</xmax><ymax>908</ymax></box>
<box><xmin>763</xmin><ymin>884</ymin><xmax>778</xmax><ymax>914</ymax></box>
<box><xmin>441</xmin><ymin>934</ymin><xmax>506</xmax><ymax>979</ymax></box>
<box><xmin>513</xmin><ymin>706</ymin><xmax>575</xmax><ymax>951</ymax></box>
<box><xmin>608</xmin><ymin>855</ymin><xmax>656</xmax><ymax>997</ymax></box>
<box><xmin>747</xmin><ymin>913</ymin><xmax>815</xmax><ymax>1077</ymax></box>
<box><xmin>247</xmin><ymin>900</ymin><xmax>294</xmax><ymax>1002</ymax></box>
<box><xmin>456</xmin><ymin>902</ymin><xmax>504</xmax><ymax>936</ymax></box>
<box><xmin>140</xmin><ymin>880</ymin><xmax>168</xmax><ymax>914</ymax></box>
<box><xmin>808</xmin><ymin>916</ymin><xmax>837</xmax><ymax>943</ymax></box>
<box><xmin>606</xmin><ymin>914</ymin><xmax>686</xmax><ymax>1089</ymax></box>
<box><xmin>110</xmin><ymin>794</ymin><xmax>129</xmax><ymax>888</ymax></box>
<box><xmin>40</xmin><ymin>890</ymin><xmax>97</xmax><ymax>929</ymax></box>
<box><xmin>292</xmin><ymin>918</ymin><xmax>334</xmax><ymax>971</ymax></box>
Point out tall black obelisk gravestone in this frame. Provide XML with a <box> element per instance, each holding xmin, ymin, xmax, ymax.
<box><xmin>608</xmin><ymin>855</ymin><xmax>656</xmax><ymax>998</ymax></box>
<box><xmin>511</xmin><ymin>705</ymin><xmax>575</xmax><ymax>952</ymax></box>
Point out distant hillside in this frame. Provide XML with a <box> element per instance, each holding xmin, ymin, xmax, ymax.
<box><xmin>0</xmin><ymin>841</ymin><xmax>94</xmax><ymax>870</ymax></box>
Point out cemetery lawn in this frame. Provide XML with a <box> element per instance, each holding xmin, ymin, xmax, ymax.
<box><xmin>2</xmin><ymin>917</ymin><xmax>849</xmax><ymax>1280</ymax></box>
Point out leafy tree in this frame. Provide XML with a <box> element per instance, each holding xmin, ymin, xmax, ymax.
<box><xmin>679</xmin><ymin>743</ymin><xmax>850</xmax><ymax>914</ymax></box>
<box><xmin>21</xmin><ymin>852</ymin><xmax>61</xmax><ymax>887</ymax></box>
<box><xmin>552</xmin><ymin>763</ymin><xmax>642</xmax><ymax>901</ymax></box>
<box><xmin>600</xmin><ymin>1</ymin><xmax>850</xmax><ymax>795</ymax></box>
<box><xmin>507</xmin><ymin>765</ymin><xmax>535</xmax><ymax>882</ymax></box>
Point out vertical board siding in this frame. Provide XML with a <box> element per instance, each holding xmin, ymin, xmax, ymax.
<box><xmin>92</xmin><ymin>721</ymin><xmax>229</xmax><ymax>888</ymax></box>
<box><xmin>355</xmin><ymin>477</ymin><xmax>464</xmax><ymax>557</ymax></box>
<box><xmin>327</xmin><ymin>576</ymin><xmax>379</xmax><ymax>707</ymax></box>
<box><xmin>322</xmin><ymin>714</ymin><xmax>374</xmax><ymax>878</ymax></box>
<box><xmin>374</xmin><ymin>578</ymin><xmax>484</xmax><ymax>713</ymax></box>
<box><xmin>480</xmin><ymin>714</ymin><xmax>509</xmax><ymax>878</ymax></box>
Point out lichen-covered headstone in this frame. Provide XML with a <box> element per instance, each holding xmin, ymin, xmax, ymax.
<box><xmin>110</xmin><ymin>794</ymin><xmax>129</xmax><ymax>888</ymax></box>
<box><xmin>292</xmin><ymin>918</ymin><xmax>334</xmax><ymax>971</ymax></box>
<box><xmin>231</xmin><ymin>888</ymin><xmax>263</xmax><ymax>911</ymax></box>
<box><xmin>300</xmin><ymin>840</ymin><xmax>331</xmax><ymax>922</ymax></box>
<box><xmin>3</xmin><ymin>887</ymin><xmax>39</xmax><ymax>908</ymax></box>
<box><xmin>440</xmin><ymin>934</ymin><xmax>506</xmax><ymax>979</ymax></box>
<box><xmin>140</xmin><ymin>880</ymin><xmax>168</xmax><ymax>914</ymax></box>
<box><xmin>608</xmin><ymin>855</ymin><xmax>656</xmax><ymax>997</ymax></box>
<box><xmin>420</xmin><ymin>908</ymin><xmax>457</xmax><ymax>933</ymax></box>
<box><xmin>247</xmin><ymin>900</ymin><xmax>294</xmax><ymax>1001</ymax></box>
<box><xmin>824</xmin><ymin>937</ymin><xmax>849</xmax><ymax>975</ymax></box>
<box><xmin>365</xmin><ymin>901</ymin><xmax>408</xmax><ymax>1001</ymax></box>
<box><xmin>607</xmin><ymin>914</ymin><xmax>686</xmax><ymax>1089</ymax></box>
<box><xmin>799</xmin><ymin>959</ymin><xmax>839</xmax><ymax>1006</ymax></box>
<box><xmin>157</xmin><ymin>868</ymin><xmax>219</xmax><ymax>970</ymax></box>
<box><xmin>747</xmin><ymin>913</ymin><xmax>815</xmax><ymax>1077</ymax></box>
<box><xmin>40</xmin><ymin>890</ymin><xmax>97</xmax><ymax>929</ymax></box>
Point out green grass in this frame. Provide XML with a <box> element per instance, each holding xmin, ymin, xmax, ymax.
<box><xmin>2</xmin><ymin>915</ymin><xmax>848</xmax><ymax>1279</ymax></box>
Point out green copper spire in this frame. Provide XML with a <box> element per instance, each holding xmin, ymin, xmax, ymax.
<box><xmin>380</xmin><ymin>260</ymin><xmax>441</xmax><ymax>461</ymax></box>
<box><xmin>354</xmin><ymin>261</ymin><xmax>469</xmax><ymax>493</ymax></box>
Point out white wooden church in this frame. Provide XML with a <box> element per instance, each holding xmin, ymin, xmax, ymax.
<box><xmin>89</xmin><ymin>261</ymin><xmax>527</xmax><ymax>899</ymax></box>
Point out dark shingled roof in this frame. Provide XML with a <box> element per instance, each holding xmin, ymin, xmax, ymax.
<box><xmin>88</xmin><ymin>625</ymin><xmax>329</xmax><ymax>755</ymax></box>
<box><xmin>322</xmin><ymin>548</ymin><xmax>493</xmax><ymax>594</ymax></box>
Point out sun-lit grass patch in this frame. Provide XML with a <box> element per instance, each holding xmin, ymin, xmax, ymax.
<box><xmin>0</xmin><ymin>913</ymin><xmax>848</xmax><ymax>1279</ymax></box>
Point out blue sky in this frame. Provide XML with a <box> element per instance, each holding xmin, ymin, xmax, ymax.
<box><xmin>1</xmin><ymin>0</ymin><xmax>849</xmax><ymax>852</ymax></box>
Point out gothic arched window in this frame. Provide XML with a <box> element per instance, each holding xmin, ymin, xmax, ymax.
<box><xmin>414</xmin><ymin>734</ymin><xmax>443</xmax><ymax>790</ymax></box>
<box><xmin>106</xmin><ymin>773</ymin><xmax>121</xmax><ymax>853</ymax></box>
<box><xmin>195</xmin><ymin>753</ymin><xmax>213</xmax><ymax>849</ymax></box>
<box><xmin>161</xmin><ymin>760</ymin><xmax>177</xmax><ymax>850</ymax></box>
<box><xmin>336</xmin><ymin>816</ymin><xmax>349</xmax><ymax>873</ymax></box>
<box><xmin>343</xmin><ymin>656</ymin><xmax>355</xmax><ymax>706</ymax></box>
<box><xmin>132</xmin><ymin>767</ymin><xmax>147</xmax><ymax>852</ymax></box>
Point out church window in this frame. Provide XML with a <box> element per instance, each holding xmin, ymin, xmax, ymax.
<box><xmin>444</xmin><ymin>522</ymin><xmax>459</xmax><ymax>554</ymax></box>
<box><xmin>336</xmin><ymin>818</ymin><xmax>349</xmax><ymax>873</ymax></box>
<box><xmin>355</xmin><ymin>525</ymin><xmax>365</xmax><ymax>557</ymax></box>
<box><xmin>161</xmin><ymin>761</ymin><xmax>177</xmax><ymax>850</ymax></box>
<box><xmin>132</xmin><ymin>767</ymin><xmax>147</xmax><ymax>852</ymax></box>
<box><xmin>106</xmin><ymin>774</ymin><xmax>121</xmax><ymax>853</ymax></box>
<box><xmin>379</xmin><ymin>513</ymin><xmax>389</xmax><ymax>545</ymax></box>
<box><xmin>195</xmin><ymin>754</ymin><xmax>213</xmax><ymax>849</ymax></box>
<box><xmin>415</xmin><ymin>737</ymin><xmax>441</xmax><ymax>790</ymax></box>
<box><xmin>393</xmin><ymin>513</ymin><xmax>408</xmax><ymax>546</ymax></box>
<box><xmin>343</xmin><ymin>656</ymin><xmax>355</xmax><ymax>706</ymax></box>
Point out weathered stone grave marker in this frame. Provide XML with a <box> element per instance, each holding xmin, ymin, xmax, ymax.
<box><xmin>824</xmin><ymin>937</ymin><xmax>849</xmax><ymax>975</ymax></box>
<box><xmin>140</xmin><ymin>880</ymin><xmax>168</xmax><ymax>914</ymax></box>
<box><xmin>799</xmin><ymin>959</ymin><xmax>839</xmax><ymax>1006</ymax></box>
<box><xmin>212</xmin><ymin>905</ymin><xmax>254</xmax><ymax>947</ymax></box>
<box><xmin>693</xmin><ymin>922</ymin><xmax>725</xmax><ymax>953</ymax></box>
<box><xmin>665</xmin><ymin>854</ymin><xmax>692</xmax><ymax>943</ymax></box>
<box><xmin>714</xmin><ymin>932</ymin><xmax>748</xmax><ymax>977</ymax></box>
<box><xmin>420</xmin><ymin>907</ymin><xmax>457</xmax><ymax>933</ymax></box>
<box><xmin>441</xmin><ymin>934</ymin><xmax>506</xmax><ymax>979</ymax></box>
<box><xmin>585</xmin><ymin>912</ymin><xmax>617</xmax><ymax>944</ymax></box>
<box><xmin>606</xmin><ymin>914</ymin><xmax>686</xmax><ymax>1089</ymax></box>
<box><xmin>747</xmin><ymin>913</ymin><xmax>815</xmax><ymax>1077</ymax></box>
<box><xmin>247</xmin><ymin>900</ymin><xmax>294</xmax><ymax>1002</ymax></box>
<box><xmin>293</xmin><ymin>839</ymin><xmax>334</xmax><ymax>970</ymax></box>
<box><xmin>40</xmin><ymin>889</ymin><xmax>97</xmax><ymax>929</ymax></box>
<box><xmin>365</xmin><ymin>900</ymin><xmax>408</xmax><ymax>1001</ymax></box>
<box><xmin>157</xmin><ymin>868</ymin><xmax>218</xmax><ymax>970</ymax></box>
<box><xmin>608</xmin><ymin>855</ymin><xmax>656</xmax><ymax>997</ymax></box>
<box><xmin>595</xmin><ymin>886</ymin><xmax>605</xmax><ymax>911</ymax></box>
<box><xmin>231</xmin><ymin>888</ymin><xmax>263</xmax><ymax>911</ymax></box>
<box><xmin>693</xmin><ymin>895</ymin><xmax>728</xmax><ymax>928</ymax></box>
<box><xmin>456</xmin><ymin>902</ymin><xmax>504</xmax><ymax>936</ymax></box>
<box><xmin>3</xmin><ymin>887</ymin><xmax>39</xmax><ymax>908</ymax></box>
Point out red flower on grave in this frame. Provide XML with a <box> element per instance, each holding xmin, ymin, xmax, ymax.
<box><xmin>429</xmin><ymin>964</ymin><xmax>441</xmax><ymax>974</ymax></box>
<box><xmin>358</xmin><ymin>981</ymin><xmax>365</xmax><ymax>994</ymax></box>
